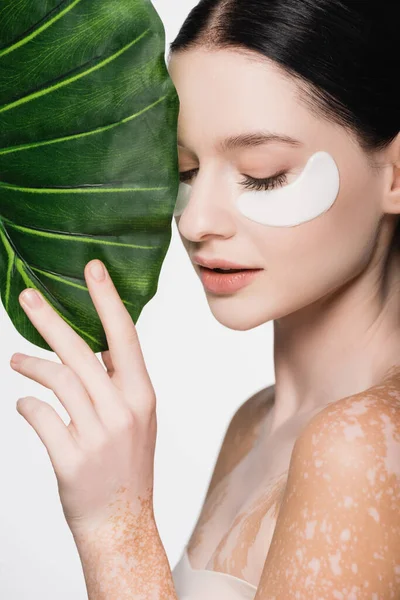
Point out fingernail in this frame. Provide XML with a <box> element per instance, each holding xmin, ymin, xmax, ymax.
<box><xmin>16</xmin><ymin>398</ymin><xmax>26</xmax><ymax>411</ymax></box>
<box><xmin>11</xmin><ymin>353</ymin><xmax>26</xmax><ymax>365</ymax></box>
<box><xmin>20</xmin><ymin>289</ymin><xmax>42</xmax><ymax>309</ymax></box>
<box><xmin>90</xmin><ymin>260</ymin><xmax>106</xmax><ymax>281</ymax></box>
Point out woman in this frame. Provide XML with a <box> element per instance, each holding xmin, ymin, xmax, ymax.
<box><xmin>168</xmin><ymin>0</ymin><xmax>400</xmax><ymax>597</ymax></box>
<box><xmin>11</xmin><ymin>0</ymin><xmax>399</xmax><ymax>598</ymax></box>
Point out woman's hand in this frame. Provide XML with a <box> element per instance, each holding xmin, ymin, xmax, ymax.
<box><xmin>10</xmin><ymin>260</ymin><xmax>157</xmax><ymax>538</ymax></box>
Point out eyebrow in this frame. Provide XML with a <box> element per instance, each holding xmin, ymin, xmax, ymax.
<box><xmin>178</xmin><ymin>131</ymin><xmax>303</xmax><ymax>152</ymax></box>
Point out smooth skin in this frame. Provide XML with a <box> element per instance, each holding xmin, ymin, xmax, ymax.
<box><xmin>10</xmin><ymin>259</ymin><xmax>158</xmax><ymax>537</ymax></box>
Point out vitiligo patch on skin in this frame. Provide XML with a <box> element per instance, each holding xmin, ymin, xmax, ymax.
<box><xmin>174</xmin><ymin>370</ymin><xmax>400</xmax><ymax>598</ymax></box>
<box><xmin>72</xmin><ymin>486</ymin><xmax>177</xmax><ymax>600</ymax></box>
<box><xmin>173</xmin><ymin>151</ymin><xmax>340</xmax><ymax>227</ymax></box>
<box><xmin>255</xmin><ymin>368</ymin><xmax>400</xmax><ymax>598</ymax></box>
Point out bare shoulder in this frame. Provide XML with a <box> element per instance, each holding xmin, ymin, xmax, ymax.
<box><xmin>204</xmin><ymin>384</ymin><xmax>275</xmax><ymax>502</ymax></box>
<box><xmin>254</xmin><ymin>367</ymin><xmax>400</xmax><ymax>598</ymax></box>
<box><xmin>295</xmin><ymin>364</ymin><xmax>400</xmax><ymax>452</ymax></box>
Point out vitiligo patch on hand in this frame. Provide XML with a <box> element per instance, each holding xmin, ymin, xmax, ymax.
<box><xmin>174</xmin><ymin>151</ymin><xmax>340</xmax><ymax>227</ymax></box>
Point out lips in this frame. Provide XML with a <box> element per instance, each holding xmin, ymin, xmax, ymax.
<box><xmin>198</xmin><ymin>265</ymin><xmax>264</xmax><ymax>294</ymax></box>
<box><xmin>192</xmin><ymin>254</ymin><xmax>260</xmax><ymax>271</ymax></box>
<box><xmin>201</xmin><ymin>266</ymin><xmax>250</xmax><ymax>274</ymax></box>
<box><xmin>212</xmin><ymin>268</ymin><xmax>246</xmax><ymax>273</ymax></box>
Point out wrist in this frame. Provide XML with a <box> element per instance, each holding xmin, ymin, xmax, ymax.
<box><xmin>71</xmin><ymin>514</ymin><xmax>176</xmax><ymax>600</ymax></box>
<box><xmin>71</xmin><ymin>506</ymin><xmax>158</xmax><ymax>547</ymax></box>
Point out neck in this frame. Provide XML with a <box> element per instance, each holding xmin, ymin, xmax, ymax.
<box><xmin>269</xmin><ymin>248</ymin><xmax>400</xmax><ymax>432</ymax></box>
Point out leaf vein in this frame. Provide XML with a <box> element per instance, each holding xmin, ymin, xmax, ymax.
<box><xmin>0</xmin><ymin>0</ymin><xmax>82</xmax><ymax>58</ymax></box>
<box><xmin>1</xmin><ymin>218</ymin><xmax>156</xmax><ymax>250</ymax></box>
<box><xmin>0</xmin><ymin>95</ymin><xmax>169</xmax><ymax>155</ymax></box>
<box><xmin>30</xmin><ymin>265</ymin><xmax>136</xmax><ymax>309</ymax></box>
<box><xmin>0</xmin><ymin>27</ymin><xmax>151</xmax><ymax>113</ymax></box>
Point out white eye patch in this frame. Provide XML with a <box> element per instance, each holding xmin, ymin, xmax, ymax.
<box><xmin>173</xmin><ymin>180</ymin><xmax>192</xmax><ymax>218</ymax></box>
<box><xmin>236</xmin><ymin>151</ymin><xmax>340</xmax><ymax>227</ymax></box>
<box><xmin>173</xmin><ymin>150</ymin><xmax>340</xmax><ymax>227</ymax></box>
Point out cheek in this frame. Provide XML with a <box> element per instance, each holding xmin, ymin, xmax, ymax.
<box><xmin>253</xmin><ymin>173</ymin><xmax>381</xmax><ymax>305</ymax></box>
<box><xmin>317</xmin><ymin>160</ymin><xmax>382</xmax><ymax>272</ymax></box>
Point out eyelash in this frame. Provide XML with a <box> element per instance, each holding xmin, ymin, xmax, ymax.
<box><xmin>178</xmin><ymin>168</ymin><xmax>288</xmax><ymax>191</ymax></box>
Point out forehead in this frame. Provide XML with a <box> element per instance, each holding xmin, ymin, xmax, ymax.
<box><xmin>167</xmin><ymin>49</ymin><xmax>318</xmax><ymax>153</ymax></box>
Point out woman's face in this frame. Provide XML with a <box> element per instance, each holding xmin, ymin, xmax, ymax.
<box><xmin>167</xmin><ymin>48</ymin><xmax>390</xmax><ymax>331</ymax></box>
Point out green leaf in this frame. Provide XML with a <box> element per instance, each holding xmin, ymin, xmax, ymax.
<box><xmin>0</xmin><ymin>0</ymin><xmax>180</xmax><ymax>353</ymax></box>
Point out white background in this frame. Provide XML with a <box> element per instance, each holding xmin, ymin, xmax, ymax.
<box><xmin>0</xmin><ymin>2</ymin><xmax>274</xmax><ymax>597</ymax></box>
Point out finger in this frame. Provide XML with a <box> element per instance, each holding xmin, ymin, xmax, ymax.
<box><xmin>101</xmin><ymin>350</ymin><xmax>114</xmax><ymax>375</ymax></box>
<box><xmin>10</xmin><ymin>354</ymin><xmax>104</xmax><ymax>440</ymax></box>
<box><xmin>16</xmin><ymin>396</ymin><xmax>82</xmax><ymax>477</ymax></box>
<box><xmin>18</xmin><ymin>288</ymin><xmax>117</xmax><ymax>421</ymax></box>
<box><xmin>84</xmin><ymin>260</ymin><xmax>154</xmax><ymax>403</ymax></box>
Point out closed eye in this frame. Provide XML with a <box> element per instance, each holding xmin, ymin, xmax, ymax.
<box><xmin>179</xmin><ymin>168</ymin><xmax>288</xmax><ymax>192</ymax></box>
<box><xmin>240</xmin><ymin>171</ymin><xmax>288</xmax><ymax>191</ymax></box>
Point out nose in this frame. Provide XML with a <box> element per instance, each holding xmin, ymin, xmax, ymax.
<box><xmin>175</xmin><ymin>178</ymin><xmax>237</xmax><ymax>242</ymax></box>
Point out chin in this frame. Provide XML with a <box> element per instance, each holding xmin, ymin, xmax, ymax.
<box><xmin>206</xmin><ymin>301</ymin><xmax>274</xmax><ymax>331</ymax></box>
<box><xmin>204</xmin><ymin>287</ymin><xmax>315</xmax><ymax>330</ymax></box>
